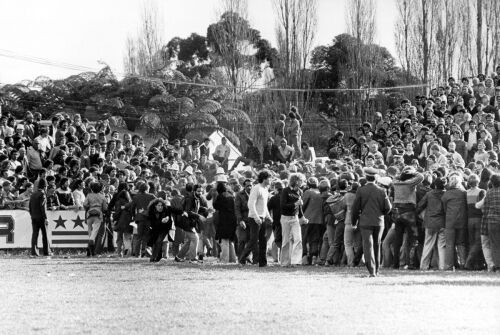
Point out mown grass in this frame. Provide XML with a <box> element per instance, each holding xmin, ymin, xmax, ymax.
<box><xmin>1</xmin><ymin>256</ymin><xmax>499</xmax><ymax>334</ymax></box>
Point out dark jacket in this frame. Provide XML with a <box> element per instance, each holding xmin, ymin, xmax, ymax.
<box><xmin>280</xmin><ymin>187</ymin><xmax>303</xmax><ymax>217</ymax></box>
<box><xmin>213</xmin><ymin>191</ymin><xmax>237</xmax><ymax>241</ymax></box>
<box><xmin>29</xmin><ymin>190</ymin><xmax>47</xmax><ymax>220</ymax></box>
<box><xmin>130</xmin><ymin>192</ymin><xmax>156</xmax><ymax>222</ymax></box>
<box><xmin>267</xmin><ymin>190</ymin><xmax>282</xmax><ymax>228</ymax></box>
<box><xmin>245</xmin><ymin>145</ymin><xmax>261</xmax><ymax>164</ymax></box>
<box><xmin>441</xmin><ymin>188</ymin><xmax>468</xmax><ymax>229</ymax></box>
<box><xmin>416</xmin><ymin>189</ymin><xmax>445</xmax><ymax>230</ymax></box>
<box><xmin>234</xmin><ymin>190</ymin><xmax>250</xmax><ymax>223</ymax></box>
<box><xmin>351</xmin><ymin>183</ymin><xmax>392</xmax><ymax>227</ymax></box>
<box><xmin>302</xmin><ymin>188</ymin><xmax>324</xmax><ymax>224</ymax></box>
<box><xmin>113</xmin><ymin>197</ymin><xmax>133</xmax><ymax>234</ymax></box>
<box><xmin>179</xmin><ymin>194</ymin><xmax>208</xmax><ymax>232</ymax></box>
<box><xmin>262</xmin><ymin>144</ymin><xmax>280</xmax><ymax>163</ymax></box>
<box><xmin>148</xmin><ymin>201</ymin><xmax>183</xmax><ymax>233</ymax></box>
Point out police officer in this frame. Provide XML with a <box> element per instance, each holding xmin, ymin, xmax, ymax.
<box><xmin>351</xmin><ymin>167</ymin><xmax>392</xmax><ymax>277</ymax></box>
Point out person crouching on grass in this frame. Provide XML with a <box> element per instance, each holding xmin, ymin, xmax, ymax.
<box><xmin>147</xmin><ymin>198</ymin><xmax>188</xmax><ymax>262</ymax></box>
<box><xmin>83</xmin><ymin>182</ymin><xmax>108</xmax><ymax>257</ymax></box>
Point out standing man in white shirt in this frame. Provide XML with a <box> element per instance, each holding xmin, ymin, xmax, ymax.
<box><xmin>238</xmin><ymin>170</ymin><xmax>272</xmax><ymax>267</ymax></box>
<box><xmin>33</xmin><ymin>127</ymin><xmax>52</xmax><ymax>159</ymax></box>
<box><xmin>213</xmin><ymin>137</ymin><xmax>230</xmax><ymax>172</ymax></box>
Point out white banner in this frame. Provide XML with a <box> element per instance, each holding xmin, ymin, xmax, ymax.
<box><xmin>0</xmin><ymin>210</ymin><xmax>90</xmax><ymax>249</ymax></box>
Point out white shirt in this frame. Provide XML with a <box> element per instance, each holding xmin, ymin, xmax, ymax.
<box><xmin>73</xmin><ymin>189</ymin><xmax>86</xmax><ymax>208</ymax></box>
<box><xmin>35</xmin><ymin>135</ymin><xmax>52</xmax><ymax>153</ymax></box>
<box><xmin>214</xmin><ymin>144</ymin><xmax>230</xmax><ymax>158</ymax></box>
<box><xmin>248</xmin><ymin>183</ymin><xmax>270</xmax><ymax>220</ymax></box>
<box><xmin>467</xmin><ymin>130</ymin><xmax>477</xmax><ymax>151</ymax></box>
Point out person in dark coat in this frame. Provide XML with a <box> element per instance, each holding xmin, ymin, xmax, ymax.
<box><xmin>234</xmin><ymin>179</ymin><xmax>251</xmax><ymax>256</ymax></box>
<box><xmin>441</xmin><ymin>174</ymin><xmax>468</xmax><ymax>270</ymax></box>
<box><xmin>351</xmin><ymin>167</ymin><xmax>392</xmax><ymax>277</ymax></box>
<box><xmin>130</xmin><ymin>182</ymin><xmax>156</xmax><ymax>257</ymax></box>
<box><xmin>113</xmin><ymin>189</ymin><xmax>134</xmax><ymax>257</ymax></box>
<box><xmin>262</xmin><ymin>137</ymin><xmax>280</xmax><ymax>165</ymax></box>
<box><xmin>213</xmin><ymin>182</ymin><xmax>237</xmax><ymax>263</ymax></box>
<box><xmin>267</xmin><ymin>180</ymin><xmax>284</xmax><ymax>252</ymax></box>
<box><xmin>417</xmin><ymin>177</ymin><xmax>446</xmax><ymax>270</ymax></box>
<box><xmin>28</xmin><ymin>178</ymin><xmax>51</xmax><ymax>256</ymax></box>
<box><xmin>147</xmin><ymin>198</ymin><xmax>186</xmax><ymax>262</ymax></box>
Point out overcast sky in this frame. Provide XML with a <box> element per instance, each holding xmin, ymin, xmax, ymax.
<box><xmin>0</xmin><ymin>0</ymin><xmax>397</xmax><ymax>84</ymax></box>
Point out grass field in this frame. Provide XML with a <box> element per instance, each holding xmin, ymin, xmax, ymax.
<box><xmin>1</xmin><ymin>256</ymin><xmax>500</xmax><ymax>334</ymax></box>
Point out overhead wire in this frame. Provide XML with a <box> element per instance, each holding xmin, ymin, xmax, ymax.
<box><xmin>0</xmin><ymin>48</ymin><xmax>429</xmax><ymax>92</ymax></box>
<box><xmin>0</xmin><ymin>48</ymin><xmax>421</xmax><ymax>129</ymax></box>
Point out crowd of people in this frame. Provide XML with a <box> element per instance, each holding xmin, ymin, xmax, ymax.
<box><xmin>3</xmin><ymin>69</ymin><xmax>500</xmax><ymax>276</ymax></box>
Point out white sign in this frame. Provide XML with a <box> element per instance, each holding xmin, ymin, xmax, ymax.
<box><xmin>0</xmin><ymin>210</ymin><xmax>90</xmax><ymax>249</ymax></box>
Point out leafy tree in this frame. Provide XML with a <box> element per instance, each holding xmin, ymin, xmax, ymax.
<box><xmin>207</xmin><ymin>9</ymin><xmax>264</xmax><ymax>94</ymax></box>
<box><xmin>310</xmin><ymin>33</ymin><xmax>411</xmax><ymax>90</ymax></box>
<box><xmin>166</xmin><ymin>33</ymin><xmax>210</xmax><ymax>62</ymax></box>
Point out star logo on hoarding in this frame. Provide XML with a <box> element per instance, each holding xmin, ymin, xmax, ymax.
<box><xmin>54</xmin><ymin>216</ymin><xmax>66</xmax><ymax>229</ymax></box>
<box><xmin>72</xmin><ymin>215</ymin><xmax>84</xmax><ymax>229</ymax></box>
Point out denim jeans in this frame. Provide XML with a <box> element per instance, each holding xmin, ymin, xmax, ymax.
<box><xmin>280</xmin><ymin>215</ymin><xmax>302</xmax><ymax>266</ymax></box>
<box><xmin>320</xmin><ymin>223</ymin><xmax>344</xmax><ymax>264</ymax></box>
<box><xmin>220</xmin><ymin>239</ymin><xmax>236</xmax><ymax>263</ymax></box>
<box><xmin>444</xmin><ymin>227</ymin><xmax>467</xmax><ymax>270</ymax></box>
<box><xmin>171</xmin><ymin>228</ymin><xmax>185</xmax><ymax>257</ymax></box>
<box><xmin>132</xmin><ymin>220</ymin><xmax>150</xmax><ymax>257</ymax></box>
<box><xmin>420</xmin><ymin>228</ymin><xmax>446</xmax><ymax>270</ymax></box>
<box><xmin>177</xmin><ymin>230</ymin><xmax>199</xmax><ymax>260</ymax></box>
<box><xmin>116</xmin><ymin>232</ymin><xmax>132</xmax><ymax>256</ymax></box>
<box><xmin>344</xmin><ymin>223</ymin><xmax>362</xmax><ymax>267</ymax></box>
<box><xmin>392</xmin><ymin>207</ymin><xmax>419</xmax><ymax>269</ymax></box>
<box><xmin>382</xmin><ymin>226</ymin><xmax>395</xmax><ymax>268</ymax></box>
<box><xmin>481</xmin><ymin>234</ymin><xmax>495</xmax><ymax>270</ymax></box>
<box><xmin>197</xmin><ymin>231</ymin><xmax>213</xmax><ymax>256</ymax></box>
<box><xmin>488</xmin><ymin>223</ymin><xmax>500</xmax><ymax>268</ymax></box>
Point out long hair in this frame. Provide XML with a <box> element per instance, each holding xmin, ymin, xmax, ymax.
<box><xmin>147</xmin><ymin>198</ymin><xmax>168</xmax><ymax>217</ymax></box>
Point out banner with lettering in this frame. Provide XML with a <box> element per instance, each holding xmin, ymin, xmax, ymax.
<box><xmin>0</xmin><ymin>210</ymin><xmax>89</xmax><ymax>249</ymax></box>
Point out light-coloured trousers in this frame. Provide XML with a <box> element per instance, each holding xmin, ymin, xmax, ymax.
<box><xmin>420</xmin><ymin>228</ymin><xmax>446</xmax><ymax>270</ymax></box>
<box><xmin>87</xmin><ymin>216</ymin><xmax>102</xmax><ymax>244</ymax></box>
<box><xmin>116</xmin><ymin>232</ymin><xmax>132</xmax><ymax>256</ymax></box>
<box><xmin>280</xmin><ymin>215</ymin><xmax>303</xmax><ymax>266</ymax></box>
<box><xmin>177</xmin><ymin>231</ymin><xmax>199</xmax><ymax>260</ymax></box>
<box><xmin>481</xmin><ymin>234</ymin><xmax>495</xmax><ymax>270</ymax></box>
<box><xmin>344</xmin><ymin>223</ymin><xmax>362</xmax><ymax>266</ymax></box>
<box><xmin>220</xmin><ymin>239</ymin><xmax>237</xmax><ymax>263</ymax></box>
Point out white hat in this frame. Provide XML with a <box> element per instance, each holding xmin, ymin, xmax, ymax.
<box><xmin>184</xmin><ymin>166</ymin><xmax>193</xmax><ymax>175</ymax></box>
<box><xmin>170</xmin><ymin>163</ymin><xmax>179</xmax><ymax>171</ymax></box>
<box><xmin>216</xmin><ymin>167</ymin><xmax>225</xmax><ymax>175</ymax></box>
<box><xmin>378</xmin><ymin>176</ymin><xmax>392</xmax><ymax>187</ymax></box>
<box><xmin>214</xmin><ymin>174</ymin><xmax>228</xmax><ymax>183</ymax></box>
